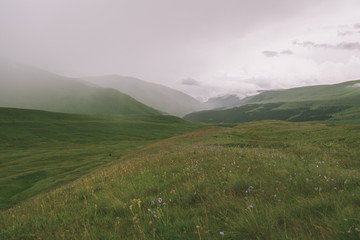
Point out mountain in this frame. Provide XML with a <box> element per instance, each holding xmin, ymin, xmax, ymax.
<box><xmin>83</xmin><ymin>75</ymin><xmax>204</xmax><ymax>117</ymax></box>
<box><xmin>184</xmin><ymin>80</ymin><xmax>360</xmax><ymax>124</ymax></box>
<box><xmin>0</xmin><ymin>63</ymin><xmax>159</xmax><ymax>115</ymax></box>
<box><xmin>202</xmin><ymin>94</ymin><xmax>244</xmax><ymax>110</ymax></box>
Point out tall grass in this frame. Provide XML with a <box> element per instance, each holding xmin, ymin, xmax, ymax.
<box><xmin>1</xmin><ymin>121</ymin><xmax>359</xmax><ymax>239</ymax></box>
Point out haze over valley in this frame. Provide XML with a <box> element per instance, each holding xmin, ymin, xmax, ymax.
<box><xmin>1</xmin><ymin>1</ymin><xmax>360</xmax><ymax>239</ymax></box>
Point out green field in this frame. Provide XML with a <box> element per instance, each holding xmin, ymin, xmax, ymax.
<box><xmin>1</xmin><ymin>118</ymin><xmax>359</xmax><ymax>239</ymax></box>
<box><xmin>0</xmin><ymin>107</ymin><xmax>203</xmax><ymax>209</ymax></box>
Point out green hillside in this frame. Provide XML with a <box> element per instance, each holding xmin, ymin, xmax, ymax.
<box><xmin>0</xmin><ymin>107</ymin><xmax>203</xmax><ymax>209</ymax></box>
<box><xmin>0</xmin><ymin>64</ymin><xmax>159</xmax><ymax>115</ymax></box>
<box><xmin>184</xmin><ymin>80</ymin><xmax>360</xmax><ymax>124</ymax></box>
<box><xmin>1</xmin><ymin>121</ymin><xmax>359</xmax><ymax>239</ymax></box>
<box><xmin>244</xmin><ymin>80</ymin><xmax>360</xmax><ymax>104</ymax></box>
<box><xmin>84</xmin><ymin>75</ymin><xmax>204</xmax><ymax>117</ymax></box>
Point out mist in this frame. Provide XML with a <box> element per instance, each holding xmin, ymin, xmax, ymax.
<box><xmin>1</xmin><ymin>0</ymin><xmax>360</xmax><ymax>99</ymax></box>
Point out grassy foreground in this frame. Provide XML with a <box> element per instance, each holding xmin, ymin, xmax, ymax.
<box><xmin>0</xmin><ymin>107</ymin><xmax>202</xmax><ymax>209</ymax></box>
<box><xmin>1</xmin><ymin>120</ymin><xmax>359</xmax><ymax>239</ymax></box>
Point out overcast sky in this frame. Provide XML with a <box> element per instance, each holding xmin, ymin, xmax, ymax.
<box><xmin>1</xmin><ymin>0</ymin><xmax>360</xmax><ymax>100</ymax></box>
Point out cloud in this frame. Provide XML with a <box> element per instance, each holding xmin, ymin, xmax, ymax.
<box><xmin>293</xmin><ymin>40</ymin><xmax>360</xmax><ymax>50</ymax></box>
<box><xmin>354</xmin><ymin>24</ymin><xmax>360</xmax><ymax>29</ymax></box>
<box><xmin>262</xmin><ymin>51</ymin><xmax>278</xmax><ymax>57</ymax></box>
<box><xmin>181</xmin><ymin>78</ymin><xmax>201</xmax><ymax>86</ymax></box>
<box><xmin>262</xmin><ymin>50</ymin><xmax>293</xmax><ymax>57</ymax></box>
<box><xmin>337</xmin><ymin>30</ymin><xmax>354</xmax><ymax>37</ymax></box>
<box><xmin>280</xmin><ymin>50</ymin><xmax>294</xmax><ymax>55</ymax></box>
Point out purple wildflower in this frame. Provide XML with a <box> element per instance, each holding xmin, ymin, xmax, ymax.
<box><xmin>220</xmin><ymin>232</ymin><xmax>225</xmax><ymax>236</ymax></box>
<box><xmin>158</xmin><ymin>198</ymin><xmax>162</xmax><ymax>203</ymax></box>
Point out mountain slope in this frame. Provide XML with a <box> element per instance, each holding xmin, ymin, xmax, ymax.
<box><xmin>0</xmin><ymin>63</ymin><xmax>159</xmax><ymax>115</ymax></box>
<box><xmin>83</xmin><ymin>75</ymin><xmax>204</xmax><ymax>116</ymax></box>
<box><xmin>184</xmin><ymin>80</ymin><xmax>360</xmax><ymax>124</ymax></box>
<box><xmin>243</xmin><ymin>80</ymin><xmax>360</xmax><ymax>104</ymax></box>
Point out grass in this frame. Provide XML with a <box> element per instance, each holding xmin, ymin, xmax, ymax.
<box><xmin>0</xmin><ymin>107</ymin><xmax>203</xmax><ymax>209</ymax></box>
<box><xmin>1</xmin><ymin>120</ymin><xmax>359</xmax><ymax>239</ymax></box>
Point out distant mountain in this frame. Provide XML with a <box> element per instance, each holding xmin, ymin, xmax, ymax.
<box><xmin>83</xmin><ymin>75</ymin><xmax>204</xmax><ymax>117</ymax></box>
<box><xmin>184</xmin><ymin>80</ymin><xmax>360</xmax><ymax>124</ymax></box>
<box><xmin>202</xmin><ymin>94</ymin><xmax>244</xmax><ymax>110</ymax></box>
<box><xmin>0</xmin><ymin>63</ymin><xmax>159</xmax><ymax>115</ymax></box>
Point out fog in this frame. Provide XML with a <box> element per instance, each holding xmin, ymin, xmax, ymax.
<box><xmin>1</xmin><ymin>0</ymin><xmax>360</xmax><ymax>100</ymax></box>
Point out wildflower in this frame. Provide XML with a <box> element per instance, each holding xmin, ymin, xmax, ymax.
<box><xmin>294</xmin><ymin>181</ymin><xmax>297</xmax><ymax>185</ymax></box>
<box><xmin>276</xmin><ymin>180</ymin><xmax>281</xmax><ymax>184</ymax></box>
<box><xmin>355</xmin><ymin>228</ymin><xmax>360</xmax><ymax>232</ymax></box>
<box><xmin>149</xmin><ymin>221</ymin><xmax>152</xmax><ymax>225</ymax></box>
<box><xmin>262</xmin><ymin>190</ymin><xmax>264</xmax><ymax>193</ymax></box>
<box><xmin>163</xmin><ymin>202</ymin><xmax>166</xmax><ymax>206</ymax></box>
<box><xmin>158</xmin><ymin>198</ymin><xmax>162</xmax><ymax>203</ymax></box>
<box><xmin>314</xmin><ymin>187</ymin><xmax>319</xmax><ymax>191</ymax></box>
<box><xmin>274</xmin><ymin>194</ymin><xmax>277</xmax><ymax>199</ymax></box>
<box><xmin>278</xmin><ymin>200</ymin><xmax>281</xmax><ymax>203</ymax></box>
<box><xmin>220</xmin><ymin>232</ymin><xmax>225</xmax><ymax>236</ymax></box>
<box><xmin>248</xmin><ymin>205</ymin><xmax>254</xmax><ymax>210</ymax></box>
<box><xmin>306</xmin><ymin>178</ymin><xmax>310</xmax><ymax>183</ymax></box>
<box><xmin>244</xmin><ymin>197</ymin><xmax>248</xmax><ymax>201</ymax></box>
<box><xmin>334</xmin><ymin>187</ymin><xmax>337</xmax><ymax>190</ymax></box>
<box><xmin>151</xmin><ymin>200</ymin><xmax>155</xmax><ymax>205</ymax></box>
<box><xmin>347</xmin><ymin>230</ymin><xmax>352</xmax><ymax>234</ymax></box>
<box><xmin>152</xmin><ymin>210</ymin><xmax>156</xmax><ymax>216</ymax></box>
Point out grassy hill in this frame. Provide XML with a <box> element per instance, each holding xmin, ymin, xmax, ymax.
<box><xmin>0</xmin><ymin>63</ymin><xmax>159</xmax><ymax>115</ymax></box>
<box><xmin>0</xmin><ymin>121</ymin><xmax>359</xmax><ymax>239</ymax></box>
<box><xmin>83</xmin><ymin>75</ymin><xmax>204</xmax><ymax>117</ymax></box>
<box><xmin>184</xmin><ymin>80</ymin><xmax>360</xmax><ymax>124</ymax></box>
<box><xmin>0</xmin><ymin>107</ymin><xmax>203</xmax><ymax>209</ymax></box>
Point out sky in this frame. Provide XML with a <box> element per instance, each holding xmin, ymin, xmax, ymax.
<box><xmin>1</xmin><ymin>0</ymin><xmax>360</xmax><ymax>101</ymax></box>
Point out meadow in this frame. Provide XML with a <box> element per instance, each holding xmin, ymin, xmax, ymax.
<box><xmin>0</xmin><ymin>107</ymin><xmax>202</xmax><ymax>209</ymax></box>
<box><xmin>1</xmin><ymin>120</ymin><xmax>359</xmax><ymax>239</ymax></box>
